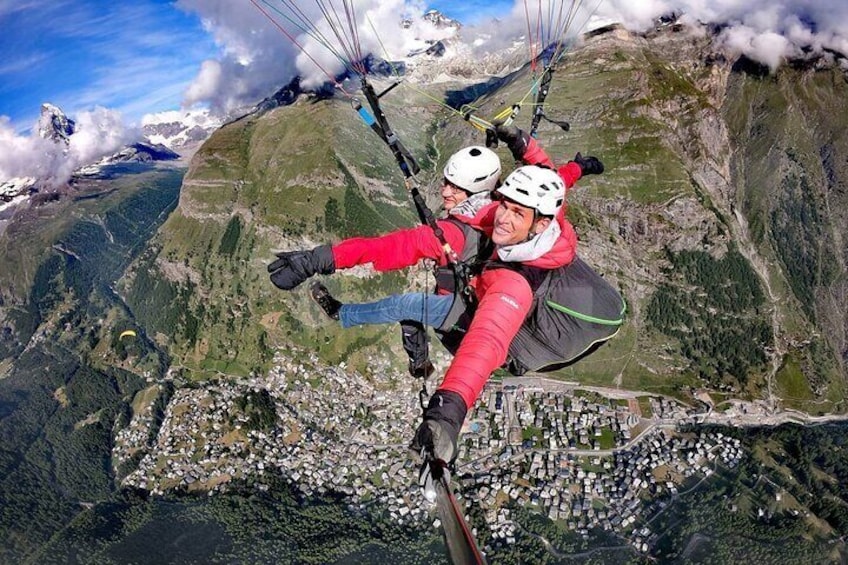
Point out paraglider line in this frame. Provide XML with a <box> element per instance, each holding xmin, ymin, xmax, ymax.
<box><xmin>251</xmin><ymin>0</ymin><xmax>348</xmax><ymax>87</ymax></box>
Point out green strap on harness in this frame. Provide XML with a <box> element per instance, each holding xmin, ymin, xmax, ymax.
<box><xmin>545</xmin><ymin>298</ymin><xmax>627</xmax><ymax>326</ymax></box>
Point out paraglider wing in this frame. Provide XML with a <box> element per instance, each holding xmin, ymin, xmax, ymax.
<box><xmin>118</xmin><ymin>330</ymin><xmax>137</xmax><ymax>340</ymax></box>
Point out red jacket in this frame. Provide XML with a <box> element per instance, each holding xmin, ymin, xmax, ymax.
<box><xmin>332</xmin><ymin>144</ymin><xmax>583</xmax><ymax>410</ymax></box>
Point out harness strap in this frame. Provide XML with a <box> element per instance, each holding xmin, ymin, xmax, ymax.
<box><xmin>353</xmin><ymin>77</ymin><xmax>473</xmax><ymax>298</ymax></box>
<box><xmin>359</xmin><ymin>79</ymin><xmax>420</xmax><ymax>176</ymax></box>
<box><xmin>529</xmin><ymin>64</ymin><xmax>555</xmax><ymax>138</ymax></box>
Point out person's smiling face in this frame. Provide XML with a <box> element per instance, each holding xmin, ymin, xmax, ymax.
<box><xmin>491</xmin><ymin>196</ymin><xmax>536</xmax><ymax>245</ymax></box>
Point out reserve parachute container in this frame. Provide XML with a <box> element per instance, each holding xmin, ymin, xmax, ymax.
<box><xmin>507</xmin><ymin>257</ymin><xmax>625</xmax><ymax>374</ymax></box>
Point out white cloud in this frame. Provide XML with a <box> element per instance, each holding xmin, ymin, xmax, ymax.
<box><xmin>140</xmin><ymin>108</ymin><xmax>219</xmax><ymax>130</ymax></box>
<box><xmin>0</xmin><ymin>116</ymin><xmax>57</xmax><ymax>182</ymax></box>
<box><xmin>596</xmin><ymin>0</ymin><xmax>675</xmax><ymax>30</ymax></box>
<box><xmin>165</xmin><ymin>0</ymin><xmax>848</xmax><ymax>115</ymax></box>
<box><xmin>461</xmin><ymin>1</ymin><xmax>602</xmax><ymax>56</ymax></box>
<box><xmin>722</xmin><ymin>26</ymin><xmax>792</xmax><ymax>70</ymax></box>
<box><xmin>176</xmin><ymin>0</ymin><xmax>458</xmax><ymax>112</ymax></box>
<box><xmin>0</xmin><ymin>0</ymin><xmax>48</xmax><ymax>19</ymax></box>
<box><xmin>65</xmin><ymin>108</ymin><xmax>136</xmax><ymax>173</ymax></box>
<box><xmin>596</xmin><ymin>0</ymin><xmax>848</xmax><ymax>70</ymax></box>
<box><xmin>184</xmin><ymin>60</ymin><xmax>224</xmax><ymax>107</ymax></box>
<box><xmin>0</xmin><ymin>53</ymin><xmax>50</xmax><ymax>77</ymax></box>
<box><xmin>0</xmin><ymin>107</ymin><xmax>136</xmax><ymax>187</ymax></box>
<box><xmin>450</xmin><ymin>1</ymin><xmax>848</xmax><ymax>73</ymax></box>
<box><xmin>176</xmin><ymin>0</ymin><xmax>298</xmax><ymax>114</ymax></box>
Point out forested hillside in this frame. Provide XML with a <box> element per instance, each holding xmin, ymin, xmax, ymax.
<box><xmin>0</xmin><ymin>168</ymin><xmax>182</xmax><ymax>560</ymax></box>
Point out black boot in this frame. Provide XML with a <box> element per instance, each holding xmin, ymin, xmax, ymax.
<box><xmin>401</xmin><ymin>321</ymin><xmax>435</xmax><ymax>378</ymax></box>
<box><xmin>309</xmin><ymin>282</ymin><xmax>342</xmax><ymax>321</ymax></box>
<box><xmin>408</xmin><ymin>360</ymin><xmax>436</xmax><ymax>379</ymax></box>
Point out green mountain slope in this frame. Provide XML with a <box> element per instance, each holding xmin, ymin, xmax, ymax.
<box><xmin>0</xmin><ymin>167</ymin><xmax>181</xmax><ymax>560</ymax></box>
<box><xmin>119</xmin><ymin>25</ymin><xmax>848</xmax><ymax>413</ymax></box>
<box><xmin>726</xmin><ymin>63</ymin><xmax>848</xmax><ymax>406</ymax></box>
<box><xmin>122</xmin><ymin>99</ymin><xmax>426</xmax><ymax>379</ymax></box>
<box><xmin>2</xmin><ymin>22</ymin><xmax>848</xmax><ymax>564</ymax></box>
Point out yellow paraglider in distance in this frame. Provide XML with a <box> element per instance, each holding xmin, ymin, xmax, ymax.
<box><xmin>119</xmin><ymin>330</ymin><xmax>137</xmax><ymax>340</ymax></box>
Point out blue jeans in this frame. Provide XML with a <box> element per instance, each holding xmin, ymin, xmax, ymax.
<box><xmin>339</xmin><ymin>293</ymin><xmax>453</xmax><ymax>329</ymax></box>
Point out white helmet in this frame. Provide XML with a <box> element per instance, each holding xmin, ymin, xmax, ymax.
<box><xmin>442</xmin><ymin>146</ymin><xmax>501</xmax><ymax>194</ymax></box>
<box><xmin>497</xmin><ymin>165</ymin><xmax>565</xmax><ymax>216</ymax></box>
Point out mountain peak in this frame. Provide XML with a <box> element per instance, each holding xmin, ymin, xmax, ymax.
<box><xmin>141</xmin><ymin>108</ymin><xmax>222</xmax><ymax>151</ymax></box>
<box><xmin>423</xmin><ymin>9</ymin><xmax>461</xmax><ymax>30</ymax></box>
<box><xmin>402</xmin><ymin>9</ymin><xmax>460</xmax><ymax>31</ymax></box>
<box><xmin>37</xmin><ymin>103</ymin><xmax>75</xmax><ymax>144</ymax></box>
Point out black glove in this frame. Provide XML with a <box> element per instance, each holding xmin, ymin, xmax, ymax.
<box><xmin>409</xmin><ymin>390</ymin><xmax>467</xmax><ymax>465</ymax></box>
<box><xmin>492</xmin><ymin>121</ymin><xmax>530</xmax><ymax>161</ymax></box>
<box><xmin>572</xmin><ymin>152</ymin><xmax>604</xmax><ymax>176</ymax></box>
<box><xmin>268</xmin><ymin>245</ymin><xmax>335</xmax><ymax>290</ymax></box>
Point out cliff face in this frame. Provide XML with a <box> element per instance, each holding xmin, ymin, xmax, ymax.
<box><xmin>724</xmin><ymin>59</ymin><xmax>848</xmax><ymax>399</ymax></box>
<box><xmin>122</xmin><ymin>23</ymin><xmax>848</xmax><ymax>411</ymax></box>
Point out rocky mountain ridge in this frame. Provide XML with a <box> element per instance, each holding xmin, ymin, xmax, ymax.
<box><xmin>75</xmin><ymin>142</ymin><xmax>180</xmax><ymax>177</ymax></box>
<box><xmin>141</xmin><ymin>108</ymin><xmax>223</xmax><ymax>150</ymax></box>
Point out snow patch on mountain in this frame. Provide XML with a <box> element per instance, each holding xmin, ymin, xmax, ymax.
<box><xmin>403</xmin><ymin>9</ymin><xmax>461</xmax><ymax>32</ymax></box>
<box><xmin>141</xmin><ymin>109</ymin><xmax>223</xmax><ymax>150</ymax></box>
<box><xmin>0</xmin><ymin>177</ymin><xmax>37</xmax><ymax>214</ymax></box>
<box><xmin>75</xmin><ymin>142</ymin><xmax>180</xmax><ymax>177</ymax></box>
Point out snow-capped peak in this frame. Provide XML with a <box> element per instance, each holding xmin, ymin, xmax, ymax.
<box><xmin>141</xmin><ymin>108</ymin><xmax>223</xmax><ymax>150</ymax></box>
<box><xmin>423</xmin><ymin>9</ymin><xmax>461</xmax><ymax>30</ymax></box>
<box><xmin>0</xmin><ymin>177</ymin><xmax>37</xmax><ymax>214</ymax></box>
<box><xmin>402</xmin><ymin>9</ymin><xmax>461</xmax><ymax>33</ymax></box>
<box><xmin>0</xmin><ymin>176</ymin><xmax>36</xmax><ymax>198</ymax></box>
<box><xmin>37</xmin><ymin>103</ymin><xmax>75</xmax><ymax>144</ymax></box>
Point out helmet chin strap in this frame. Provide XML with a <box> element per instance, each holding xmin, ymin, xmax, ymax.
<box><xmin>523</xmin><ymin>225</ymin><xmax>538</xmax><ymax>244</ymax></box>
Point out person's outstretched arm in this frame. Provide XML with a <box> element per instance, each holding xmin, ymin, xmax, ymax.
<box><xmin>332</xmin><ymin>221</ymin><xmax>464</xmax><ymax>271</ymax></box>
<box><xmin>410</xmin><ymin>270</ymin><xmax>534</xmax><ymax>464</ymax></box>
<box><xmin>269</xmin><ymin>220</ymin><xmax>466</xmax><ymax>290</ymax></box>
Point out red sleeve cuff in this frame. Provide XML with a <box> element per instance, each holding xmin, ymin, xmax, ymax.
<box><xmin>557</xmin><ymin>162</ymin><xmax>582</xmax><ymax>190</ymax></box>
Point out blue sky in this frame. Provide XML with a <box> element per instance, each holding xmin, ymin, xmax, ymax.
<box><xmin>0</xmin><ymin>0</ymin><xmax>218</xmax><ymax>130</ymax></box>
<box><xmin>0</xmin><ymin>0</ymin><xmax>516</xmax><ymax>131</ymax></box>
<box><xmin>428</xmin><ymin>0</ymin><xmax>515</xmax><ymax>25</ymax></box>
